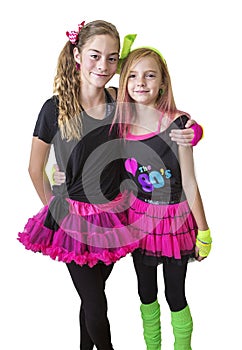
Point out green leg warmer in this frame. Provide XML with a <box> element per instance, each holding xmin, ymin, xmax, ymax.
<box><xmin>171</xmin><ymin>305</ymin><xmax>193</xmax><ymax>350</ymax></box>
<box><xmin>140</xmin><ymin>300</ymin><xmax>161</xmax><ymax>350</ymax></box>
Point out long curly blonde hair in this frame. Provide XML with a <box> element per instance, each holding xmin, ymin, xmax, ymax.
<box><xmin>53</xmin><ymin>20</ymin><xmax>120</xmax><ymax>141</ymax></box>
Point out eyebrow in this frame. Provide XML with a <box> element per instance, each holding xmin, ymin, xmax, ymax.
<box><xmin>129</xmin><ymin>69</ymin><xmax>158</xmax><ymax>73</ymax></box>
<box><xmin>88</xmin><ymin>49</ymin><xmax>119</xmax><ymax>55</ymax></box>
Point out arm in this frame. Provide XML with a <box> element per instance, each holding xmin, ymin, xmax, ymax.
<box><xmin>178</xmin><ymin>145</ymin><xmax>210</xmax><ymax>261</ymax></box>
<box><xmin>28</xmin><ymin>137</ymin><xmax>52</xmax><ymax>205</ymax></box>
<box><xmin>170</xmin><ymin>119</ymin><xmax>203</xmax><ymax>146</ymax></box>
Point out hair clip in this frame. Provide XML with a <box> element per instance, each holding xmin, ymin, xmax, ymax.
<box><xmin>66</xmin><ymin>21</ymin><xmax>85</xmax><ymax>45</ymax></box>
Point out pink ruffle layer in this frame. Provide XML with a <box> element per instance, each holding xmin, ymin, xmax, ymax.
<box><xmin>18</xmin><ymin>195</ymin><xmax>140</xmax><ymax>267</ymax></box>
<box><xmin>128</xmin><ymin>193</ymin><xmax>197</xmax><ymax>260</ymax></box>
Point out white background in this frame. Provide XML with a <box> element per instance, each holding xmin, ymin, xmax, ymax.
<box><xmin>1</xmin><ymin>0</ymin><xmax>241</xmax><ymax>349</ymax></box>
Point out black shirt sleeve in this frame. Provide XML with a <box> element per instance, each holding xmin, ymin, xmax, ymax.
<box><xmin>33</xmin><ymin>96</ymin><xmax>59</xmax><ymax>144</ymax></box>
<box><xmin>173</xmin><ymin>115</ymin><xmax>189</xmax><ymax>130</ymax></box>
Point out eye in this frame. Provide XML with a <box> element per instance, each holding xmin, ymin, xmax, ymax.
<box><xmin>108</xmin><ymin>56</ymin><xmax>118</xmax><ymax>63</ymax></box>
<box><xmin>146</xmin><ymin>73</ymin><xmax>156</xmax><ymax>78</ymax></box>
<box><xmin>90</xmin><ymin>54</ymin><xmax>99</xmax><ymax>60</ymax></box>
<box><xmin>128</xmin><ymin>73</ymin><xmax>136</xmax><ymax>79</ymax></box>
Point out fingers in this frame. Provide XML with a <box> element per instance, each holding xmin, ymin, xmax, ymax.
<box><xmin>195</xmin><ymin>246</ymin><xmax>206</xmax><ymax>262</ymax></box>
<box><xmin>52</xmin><ymin>164</ymin><xmax>66</xmax><ymax>185</ymax></box>
<box><xmin>54</xmin><ymin>172</ymin><xmax>66</xmax><ymax>185</ymax></box>
<box><xmin>185</xmin><ymin>119</ymin><xmax>196</xmax><ymax>128</ymax></box>
<box><xmin>196</xmin><ymin>256</ymin><xmax>205</xmax><ymax>262</ymax></box>
<box><xmin>53</xmin><ymin>163</ymin><xmax>60</xmax><ymax>171</ymax></box>
<box><xmin>169</xmin><ymin>128</ymin><xmax>195</xmax><ymax>146</ymax></box>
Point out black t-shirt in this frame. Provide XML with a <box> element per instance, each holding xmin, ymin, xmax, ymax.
<box><xmin>33</xmin><ymin>90</ymin><xmax>122</xmax><ymax>203</ymax></box>
<box><xmin>122</xmin><ymin>115</ymin><xmax>189</xmax><ymax>204</ymax></box>
<box><xmin>66</xmin><ymin>109</ymin><xmax>122</xmax><ymax>203</ymax></box>
<box><xmin>33</xmin><ymin>95</ymin><xmax>78</xmax><ymax>172</ymax></box>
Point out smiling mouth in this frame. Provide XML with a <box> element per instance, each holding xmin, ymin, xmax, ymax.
<box><xmin>92</xmin><ymin>72</ymin><xmax>109</xmax><ymax>78</ymax></box>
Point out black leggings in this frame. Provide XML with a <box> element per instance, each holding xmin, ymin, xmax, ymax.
<box><xmin>132</xmin><ymin>250</ymin><xmax>188</xmax><ymax>312</ymax></box>
<box><xmin>66</xmin><ymin>261</ymin><xmax>114</xmax><ymax>350</ymax></box>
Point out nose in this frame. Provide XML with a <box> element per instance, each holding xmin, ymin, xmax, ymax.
<box><xmin>136</xmin><ymin>76</ymin><xmax>145</xmax><ymax>86</ymax></box>
<box><xmin>97</xmin><ymin>58</ymin><xmax>107</xmax><ymax>72</ymax></box>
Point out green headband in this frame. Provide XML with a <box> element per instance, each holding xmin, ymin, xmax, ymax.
<box><xmin>117</xmin><ymin>34</ymin><xmax>166</xmax><ymax>74</ymax></box>
<box><xmin>117</xmin><ymin>34</ymin><xmax>137</xmax><ymax>74</ymax></box>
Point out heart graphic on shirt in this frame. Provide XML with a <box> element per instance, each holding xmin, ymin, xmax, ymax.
<box><xmin>125</xmin><ymin>158</ymin><xmax>138</xmax><ymax>176</ymax></box>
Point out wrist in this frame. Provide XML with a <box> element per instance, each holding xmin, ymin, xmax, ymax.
<box><xmin>196</xmin><ymin>228</ymin><xmax>212</xmax><ymax>258</ymax></box>
<box><xmin>197</xmin><ymin>228</ymin><xmax>212</xmax><ymax>244</ymax></box>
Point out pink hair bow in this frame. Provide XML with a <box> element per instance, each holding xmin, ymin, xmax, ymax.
<box><xmin>66</xmin><ymin>21</ymin><xmax>85</xmax><ymax>44</ymax></box>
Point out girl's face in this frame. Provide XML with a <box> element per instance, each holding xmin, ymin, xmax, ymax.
<box><xmin>76</xmin><ymin>34</ymin><xmax>119</xmax><ymax>89</ymax></box>
<box><xmin>127</xmin><ymin>56</ymin><xmax>162</xmax><ymax>108</ymax></box>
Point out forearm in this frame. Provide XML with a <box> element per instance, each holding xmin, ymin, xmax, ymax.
<box><xmin>179</xmin><ymin>146</ymin><xmax>208</xmax><ymax>230</ymax></box>
<box><xmin>28</xmin><ymin>137</ymin><xmax>52</xmax><ymax>205</ymax></box>
<box><xmin>29</xmin><ymin>168</ymin><xmax>52</xmax><ymax>205</ymax></box>
<box><xmin>183</xmin><ymin>180</ymin><xmax>208</xmax><ymax>231</ymax></box>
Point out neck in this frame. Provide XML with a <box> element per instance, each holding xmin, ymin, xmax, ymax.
<box><xmin>80</xmin><ymin>88</ymin><xmax>106</xmax><ymax>120</ymax></box>
<box><xmin>131</xmin><ymin>104</ymin><xmax>161</xmax><ymax>134</ymax></box>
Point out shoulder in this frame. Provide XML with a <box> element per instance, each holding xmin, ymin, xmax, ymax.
<box><xmin>33</xmin><ymin>96</ymin><xmax>59</xmax><ymax>142</ymax></box>
<box><xmin>172</xmin><ymin>113</ymin><xmax>190</xmax><ymax>129</ymax></box>
<box><xmin>37</xmin><ymin>96</ymin><xmax>59</xmax><ymax>122</ymax></box>
<box><xmin>40</xmin><ymin>95</ymin><xmax>59</xmax><ymax>114</ymax></box>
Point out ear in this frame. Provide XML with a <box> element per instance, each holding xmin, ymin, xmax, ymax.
<box><xmin>160</xmin><ymin>82</ymin><xmax>165</xmax><ymax>92</ymax></box>
<box><xmin>73</xmin><ymin>47</ymin><xmax>81</xmax><ymax>64</ymax></box>
<box><xmin>160</xmin><ymin>81</ymin><xmax>164</xmax><ymax>89</ymax></box>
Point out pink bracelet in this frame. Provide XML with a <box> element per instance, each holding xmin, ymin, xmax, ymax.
<box><xmin>190</xmin><ymin>124</ymin><xmax>203</xmax><ymax>146</ymax></box>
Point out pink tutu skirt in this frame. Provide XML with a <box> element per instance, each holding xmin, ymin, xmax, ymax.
<box><xmin>18</xmin><ymin>193</ymin><xmax>140</xmax><ymax>267</ymax></box>
<box><xmin>127</xmin><ymin>193</ymin><xmax>197</xmax><ymax>263</ymax></box>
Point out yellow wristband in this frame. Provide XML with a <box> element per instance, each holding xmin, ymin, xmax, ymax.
<box><xmin>196</xmin><ymin>228</ymin><xmax>212</xmax><ymax>257</ymax></box>
<box><xmin>197</xmin><ymin>228</ymin><xmax>212</xmax><ymax>244</ymax></box>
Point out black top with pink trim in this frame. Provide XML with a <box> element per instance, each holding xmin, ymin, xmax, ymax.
<box><xmin>122</xmin><ymin>115</ymin><xmax>189</xmax><ymax>204</ymax></box>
